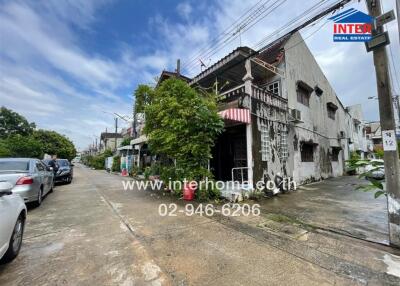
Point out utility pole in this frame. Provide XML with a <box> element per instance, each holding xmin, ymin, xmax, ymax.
<box><xmin>367</xmin><ymin>0</ymin><xmax>400</xmax><ymax>247</ymax></box>
<box><xmin>397</xmin><ymin>0</ymin><xmax>400</xmax><ymax>45</ymax></box>
<box><xmin>114</xmin><ymin>117</ymin><xmax>118</xmax><ymax>151</ymax></box>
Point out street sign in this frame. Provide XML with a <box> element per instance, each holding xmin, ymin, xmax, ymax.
<box><xmin>376</xmin><ymin>10</ymin><xmax>396</xmax><ymax>27</ymax></box>
<box><xmin>365</xmin><ymin>31</ymin><xmax>390</xmax><ymax>52</ymax></box>
<box><xmin>382</xmin><ymin>130</ymin><xmax>397</xmax><ymax>151</ymax></box>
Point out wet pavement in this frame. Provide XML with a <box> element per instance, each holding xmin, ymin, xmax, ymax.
<box><xmin>256</xmin><ymin>176</ymin><xmax>389</xmax><ymax>244</ymax></box>
<box><xmin>0</xmin><ymin>165</ymin><xmax>399</xmax><ymax>285</ymax></box>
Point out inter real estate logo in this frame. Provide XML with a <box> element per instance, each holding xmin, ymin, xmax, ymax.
<box><xmin>328</xmin><ymin>8</ymin><xmax>373</xmax><ymax>42</ymax></box>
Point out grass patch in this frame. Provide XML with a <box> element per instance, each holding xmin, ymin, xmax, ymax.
<box><xmin>266</xmin><ymin>213</ymin><xmax>316</xmax><ymax>230</ymax></box>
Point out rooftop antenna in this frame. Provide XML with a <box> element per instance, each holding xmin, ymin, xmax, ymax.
<box><xmin>199</xmin><ymin>59</ymin><xmax>207</xmax><ymax>71</ymax></box>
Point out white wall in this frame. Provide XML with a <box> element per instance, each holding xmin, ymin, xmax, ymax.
<box><xmin>283</xmin><ymin>32</ymin><xmax>349</xmax><ymax>184</ymax></box>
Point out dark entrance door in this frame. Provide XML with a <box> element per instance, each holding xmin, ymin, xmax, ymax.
<box><xmin>210</xmin><ymin>124</ymin><xmax>247</xmax><ymax>181</ymax></box>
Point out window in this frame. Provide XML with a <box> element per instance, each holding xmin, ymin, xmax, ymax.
<box><xmin>331</xmin><ymin>148</ymin><xmax>340</xmax><ymax>162</ymax></box>
<box><xmin>314</xmin><ymin>85</ymin><xmax>323</xmax><ymax>96</ymax></box>
<box><xmin>327</xmin><ymin>102</ymin><xmax>338</xmax><ymax>120</ymax></box>
<box><xmin>36</xmin><ymin>161</ymin><xmax>44</xmax><ymax>171</ymax></box>
<box><xmin>0</xmin><ymin>160</ymin><xmax>29</xmax><ymax>171</ymax></box>
<box><xmin>327</xmin><ymin>108</ymin><xmax>336</xmax><ymax>119</ymax></box>
<box><xmin>267</xmin><ymin>81</ymin><xmax>280</xmax><ymax>96</ymax></box>
<box><xmin>278</xmin><ymin>127</ymin><xmax>288</xmax><ymax>161</ymax></box>
<box><xmin>301</xmin><ymin>143</ymin><xmax>314</xmax><ymax>162</ymax></box>
<box><xmin>261</xmin><ymin>122</ymin><xmax>271</xmax><ymax>161</ymax></box>
<box><xmin>296</xmin><ymin>81</ymin><xmax>312</xmax><ymax>107</ymax></box>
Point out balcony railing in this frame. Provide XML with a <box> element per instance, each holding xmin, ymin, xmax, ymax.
<box><xmin>251</xmin><ymin>85</ymin><xmax>287</xmax><ymax>110</ymax></box>
<box><xmin>217</xmin><ymin>84</ymin><xmax>245</xmax><ymax>102</ymax></box>
<box><xmin>217</xmin><ymin>84</ymin><xmax>288</xmax><ymax>111</ymax></box>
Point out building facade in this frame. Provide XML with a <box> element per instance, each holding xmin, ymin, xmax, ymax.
<box><xmin>189</xmin><ymin>32</ymin><xmax>369</xmax><ymax>186</ymax></box>
<box><xmin>132</xmin><ymin>32</ymin><xmax>370</xmax><ymax>187</ymax></box>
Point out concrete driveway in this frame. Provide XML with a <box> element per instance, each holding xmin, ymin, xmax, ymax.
<box><xmin>0</xmin><ymin>165</ymin><xmax>399</xmax><ymax>285</ymax></box>
<box><xmin>257</xmin><ymin>176</ymin><xmax>389</xmax><ymax>244</ymax></box>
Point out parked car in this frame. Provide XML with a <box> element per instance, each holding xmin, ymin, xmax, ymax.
<box><xmin>0</xmin><ymin>158</ymin><xmax>54</xmax><ymax>206</ymax></box>
<box><xmin>365</xmin><ymin>159</ymin><xmax>385</xmax><ymax>180</ymax></box>
<box><xmin>0</xmin><ymin>181</ymin><xmax>27</xmax><ymax>263</ymax></box>
<box><xmin>43</xmin><ymin>159</ymin><xmax>74</xmax><ymax>184</ymax></box>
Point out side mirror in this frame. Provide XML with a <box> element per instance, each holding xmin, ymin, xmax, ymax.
<box><xmin>0</xmin><ymin>182</ymin><xmax>13</xmax><ymax>197</ymax></box>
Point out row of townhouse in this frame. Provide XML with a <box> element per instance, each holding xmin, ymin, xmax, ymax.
<box><xmin>130</xmin><ymin>31</ymin><xmax>372</xmax><ymax>187</ymax></box>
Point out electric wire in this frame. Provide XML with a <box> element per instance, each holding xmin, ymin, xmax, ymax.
<box><xmin>184</xmin><ymin>0</ymin><xmax>287</xmax><ymax>73</ymax></box>
<box><xmin>181</xmin><ymin>0</ymin><xmax>272</xmax><ymax>70</ymax></box>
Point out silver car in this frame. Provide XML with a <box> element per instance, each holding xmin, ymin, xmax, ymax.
<box><xmin>0</xmin><ymin>158</ymin><xmax>54</xmax><ymax>206</ymax></box>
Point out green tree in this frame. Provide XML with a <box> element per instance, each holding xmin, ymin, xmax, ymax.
<box><xmin>0</xmin><ymin>134</ymin><xmax>43</xmax><ymax>158</ymax></box>
<box><xmin>33</xmin><ymin>130</ymin><xmax>76</xmax><ymax>160</ymax></box>
<box><xmin>120</xmin><ymin>137</ymin><xmax>132</xmax><ymax>146</ymax></box>
<box><xmin>134</xmin><ymin>84</ymin><xmax>154</xmax><ymax>113</ymax></box>
<box><xmin>144</xmin><ymin>78</ymin><xmax>224</xmax><ymax>181</ymax></box>
<box><xmin>0</xmin><ymin>106</ymin><xmax>36</xmax><ymax>137</ymax></box>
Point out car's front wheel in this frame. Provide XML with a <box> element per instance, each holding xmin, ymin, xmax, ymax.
<box><xmin>0</xmin><ymin>215</ymin><xmax>25</xmax><ymax>264</ymax></box>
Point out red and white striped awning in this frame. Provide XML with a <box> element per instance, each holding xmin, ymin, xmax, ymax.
<box><xmin>218</xmin><ymin>108</ymin><xmax>250</xmax><ymax>124</ymax></box>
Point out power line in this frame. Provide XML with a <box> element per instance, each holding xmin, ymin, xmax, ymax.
<box><xmin>253</xmin><ymin>0</ymin><xmax>337</xmax><ymax>51</ymax></box>
<box><xmin>283</xmin><ymin>19</ymin><xmax>329</xmax><ymax>52</ymax></box>
<box><xmin>182</xmin><ymin>0</ymin><xmax>276</xmax><ymax>70</ymax></box>
<box><xmin>186</xmin><ymin>0</ymin><xmax>336</xmax><ymax>75</ymax></box>
<box><xmin>186</xmin><ymin>0</ymin><xmax>288</xmax><ymax>74</ymax></box>
<box><xmin>380</xmin><ymin>0</ymin><xmax>400</xmax><ymax>93</ymax></box>
<box><xmin>184</xmin><ymin>0</ymin><xmax>287</xmax><ymax>73</ymax></box>
<box><xmin>189</xmin><ymin>0</ymin><xmax>353</xmax><ymax>85</ymax></box>
<box><xmin>181</xmin><ymin>0</ymin><xmax>271</xmax><ymax>70</ymax></box>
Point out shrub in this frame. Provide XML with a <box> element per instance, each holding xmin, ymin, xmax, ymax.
<box><xmin>144</xmin><ymin>167</ymin><xmax>151</xmax><ymax>180</ymax></box>
<box><xmin>112</xmin><ymin>155</ymin><xmax>121</xmax><ymax>172</ymax></box>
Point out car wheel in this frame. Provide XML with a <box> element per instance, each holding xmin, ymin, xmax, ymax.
<box><xmin>35</xmin><ymin>188</ymin><xmax>43</xmax><ymax>207</ymax></box>
<box><xmin>67</xmin><ymin>176</ymin><xmax>72</xmax><ymax>184</ymax></box>
<box><xmin>0</xmin><ymin>215</ymin><xmax>25</xmax><ymax>264</ymax></box>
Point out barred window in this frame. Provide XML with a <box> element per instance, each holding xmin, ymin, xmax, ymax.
<box><xmin>296</xmin><ymin>81</ymin><xmax>313</xmax><ymax>107</ymax></box>
<box><xmin>261</xmin><ymin>122</ymin><xmax>271</xmax><ymax>161</ymax></box>
<box><xmin>327</xmin><ymin>102</ymin><xmax>338</xmax><ymax>120</ymax></box>
<box><xmin>301</xmin><ymin>143</ymin><xmax>314</xmax><ymax>162</ymax></box>
<box><xmin>279</xmin><ymin>127</ymin><xmax>289</xmax><ymax>161</ymax></box>
<box><xmin>331</xmin><ymin>148</ymin><xmax>340</xmax><ymax>162</ymax></box>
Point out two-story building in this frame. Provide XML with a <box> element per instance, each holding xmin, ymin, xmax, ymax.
<box><xmin>131</xmin><ymin>31</ymin><xmax>369</xmax><ymax>188</ymax></box>
<box><xmin>189</xmin><ymin>31</ymin><xmax>369</xmax><ymax>186</ymax></box>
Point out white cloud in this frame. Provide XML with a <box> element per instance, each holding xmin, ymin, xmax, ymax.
<box><xmin>177</xmin><ymin>2</ymin><xmax>192</xmax><ymax>19</ymax></box>
<box><xmin>1</xmin><ymin>0</ymin><xmax>399</xmax><ymax>150</ymax></box>
<box><xmin>0</xmin><ymin>1</ymin><xmax>135</xmax><ymax>149</ymax></box>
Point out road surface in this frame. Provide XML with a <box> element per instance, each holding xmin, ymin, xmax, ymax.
<box><xmin>0</xmin><ymin>165</ymin><xmax>399</xmax><ymax>285</ymax></box>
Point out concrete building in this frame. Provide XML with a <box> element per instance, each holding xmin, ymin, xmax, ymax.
<box><xmin>189</xmin><ymin>31</ymin><xmax>369</xmax><ymax>185</ymax></box>
<box><xmin>100</xmin><ymin>132</ymin><xmax>123</xmax><ymax>152</ymax></box>
<box><xmin>365</xmin><ymin>121</ymin><xmax>383</xmax><ymax>151</ymax></box>
<box><xmin>133</xmin><ymin>32</ymin><xmax>369</xmax><ymax>187</ymax></box>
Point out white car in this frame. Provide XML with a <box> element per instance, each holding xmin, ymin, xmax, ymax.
<box><xmin>0</xmin><ymin>182</ymin><xmax>27</xmax><ymax>263</ymax></box>
<box><xmin>365</xmin><ymin>159</ymin><xmax>385</xmax><ymax>180</ymax></box>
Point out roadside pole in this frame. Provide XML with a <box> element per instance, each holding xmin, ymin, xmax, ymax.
<box><xmin>114</xmin><ymin>117</ymin><xmax>118</xmax><ymax>151</ymax></box>
<box><xmin>366</xmin><ymin>0</ymin><xmax>400</xmax><ymax>247</ymax></box>
<box><xmin>397</xmin><ymin>0</ymin><xmax>400</xmax><ymax>45</ymax></box>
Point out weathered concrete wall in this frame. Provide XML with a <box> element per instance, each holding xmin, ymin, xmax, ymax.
<box><xmin>283</xmin><ymin>32</ymin><xmax>349</xmax><ymax>184</ymax></box>
<box><xmin>347</xmin><ymin>104</ymin><xmax>369</xmax><ymax>155</ymax></box>
<box><xmin>251</xmin><ymin>97</ymin><xmax>289</xmax><ymax>183</ymax></box>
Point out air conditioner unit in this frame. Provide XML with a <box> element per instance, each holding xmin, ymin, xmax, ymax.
<box><xmin>291</xmin><ymin>109</ymin><xmax>301</xmax><ymax>122</ymax></box>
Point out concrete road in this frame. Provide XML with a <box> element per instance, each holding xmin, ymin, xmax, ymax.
<box><xmin>256</xmin><ymin>176</ymin><xmax>389</xmax><ymax>244</ymax></box>
<box><xmin>0</xmin><ymin>165</ymin><xmax>399</xmax><ymax>285</ymax></box>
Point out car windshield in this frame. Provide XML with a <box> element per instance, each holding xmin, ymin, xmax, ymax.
<box><xmin>0</xmin><ymin>160</ymin><xmax>29</xmax><ymax>172</ymax></box>
<box><xmin>57</xmin><ymin>160</ymin><xmax>69</xmax><ymax>167</ymax></box>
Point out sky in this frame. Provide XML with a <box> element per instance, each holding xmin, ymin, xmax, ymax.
<box><xmin>0</xmin><ymin>0</ymin><xmax>399</xmax><ymax>150</ymax></box>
